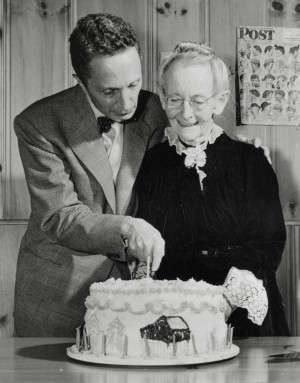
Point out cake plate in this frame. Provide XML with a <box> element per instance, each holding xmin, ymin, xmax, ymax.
<box><xmin>66</xmin><ymin>344</ymin><xmax>239</xmax><ymax>366</ymax></box>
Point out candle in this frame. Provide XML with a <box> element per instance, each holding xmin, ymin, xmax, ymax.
<box><xmin>102</xmin><ymin>333</ymin><xmax>106</xmax><ymax>355</ymax></box>
<box><xmin>83</xmin><ymin>326</ymin><xmax>88</xmax><ymax>350</ymax></box>
<box><xmin>230</xmin><ymin>327</ymin><xmax>234</xmax><ymax>346</ymax></box>
<box><xmin>146</xmin><ymin>255</ymin><xmax>150</xmax><ymax>278</ymax></box>
<box><xmin>172</xmin><ymin>334</ymin><xmax>177</xmax><ymax>357</ymax></box>
<box><xmin>144</xmin><ymin>335</ymin><xmax>151</xmax><ymax>357</ymax></box>
<box><xmin>123</xmin><ymin>335</ymin><xmax>128</xmax><ymax>358</ymax></box>
<box><xmin>76</xmin><ymin>327</ymin><xmax>81</xmax><ymax>351</ymax></box>
<box><xmin>227</xmin><ymin>324</ymin><xmax>231</xmax><ymax>346</ymax></box>
<box><xmin>191</xmin><ymin>334</ymin><xmax>198</xmax><ymax>356</ymax></box>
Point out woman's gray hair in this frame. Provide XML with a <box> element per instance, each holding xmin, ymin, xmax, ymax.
<box><xmin>158</xmin><ymin>42</ymin><xmax>230</xmax><ymax>97</ymax></box>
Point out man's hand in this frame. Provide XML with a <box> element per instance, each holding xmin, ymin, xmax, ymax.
<box><xmin>120</xmin><ymin>217</ymin><xmax>165</xmax><ymax>271</ymax></box>
<box><xmin>235</xmin><ymin>134</ymin><xmax>272</xmax><ymax>164</ymax></box>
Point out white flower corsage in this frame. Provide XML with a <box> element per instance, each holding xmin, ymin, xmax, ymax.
<box><xmin>183</xmin><ymin>144</ymin><xmax>208</xmax><ymax>189</ymax></box>
<box><xmin>164</xmin><ymin>125</ymin><xmax>224</xmax><ymax>191</ymax></box>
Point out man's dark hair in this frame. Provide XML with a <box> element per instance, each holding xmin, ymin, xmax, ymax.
<box><xmin>69</xmin><ymin>13</ymin><xmax>140</xmax><ymax>85</ymax></box>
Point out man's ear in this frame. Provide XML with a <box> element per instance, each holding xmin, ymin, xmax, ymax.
<box><xmin>72</xmin><ymin>74</ymin><xmax>88</xmax><ymax>95</ymax></box>
<box><xmin>213</xmin><ymin>91</ymin><xmax>230</xmax><ymax>116</ymax></box>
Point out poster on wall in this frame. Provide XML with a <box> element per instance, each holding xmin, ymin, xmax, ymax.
<box><xmin>237</xmin><ymin>26</ymin><xmax>300</xmax><ymax>125</ymax></box>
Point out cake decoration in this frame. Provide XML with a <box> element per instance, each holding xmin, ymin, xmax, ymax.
<box><xmin>140</xmin><ymin>315</ymin><xmax>191</xmax><ymax>345</ymax></box>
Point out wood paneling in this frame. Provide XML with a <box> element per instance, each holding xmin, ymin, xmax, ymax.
<box><xmin>3</xmin><ymin>0</ymin><xmax>73</xmax><ymax>219</ymax></box>
<box><xmin>279</xmin><ymin>223</ymin><xmax>300</xmax><ymax>335</ymax></box>
<box><xmin>0</xmin><ymin>0</ymin><xmax>8</xmax><ymax>219</ymax></box>
<box><xmin>0</xmin><ymin>222</ymin><xmax>27</xmax><ymax>338</ymax></box>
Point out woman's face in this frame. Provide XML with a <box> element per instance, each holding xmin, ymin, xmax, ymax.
<box><xmin>162</xmin><ymin>63</ymin><xmax>219</xmax><ymax>145</ymax></box>
<box><xmin>266</xmin><ymin>47</ymin><xmax>273</xmax><ymax>57</ymax></box>
<box><xmin>264</xmin><ymin>104</ymin><xmax>271</xmax><ymax>114</ymax></box>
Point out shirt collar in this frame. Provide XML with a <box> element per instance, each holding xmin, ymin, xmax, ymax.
<box><xmin>85</xmin><ymin>93</ymin><xmax>122</xmax><ymax>135</ymax></box>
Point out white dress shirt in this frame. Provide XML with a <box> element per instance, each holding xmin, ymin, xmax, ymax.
<box><xmin>86</xmin><ymin>95</ymin><xmax>123</xmax><ymax>183</ymax></box>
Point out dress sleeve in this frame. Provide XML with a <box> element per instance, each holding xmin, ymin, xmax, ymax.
<box><xmin>225</xmin><ymin>145</ymin><xmax>286</xmax><ymax>279</ymax></box>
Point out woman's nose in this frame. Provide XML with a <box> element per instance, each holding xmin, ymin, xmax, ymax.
<box><xmin>181</xmin><ymin>100</ymin><xmax>194</xmax><ymax>119</ymax></box>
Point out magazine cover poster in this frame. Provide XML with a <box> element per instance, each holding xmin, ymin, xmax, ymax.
<box><xmin>237</xmin><ymin>26</ymin><xmax>300</xmax><ymax>125</ymax></box>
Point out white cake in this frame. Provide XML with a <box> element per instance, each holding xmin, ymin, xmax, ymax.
<box><xmin>69</xmin><ymin>267</ymin><xmax>268</xmax><ymax>362</ymax></box>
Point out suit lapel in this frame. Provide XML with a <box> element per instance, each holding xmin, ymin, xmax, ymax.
<box><xmin>63</xmin><ymin>86</ymin><xmax>116</xmax><ymax>213</ymax></box>
<box><xmin>116</xmin><ymin>120</ymin><xmax>149</xmax><ymax>215</ymax></box>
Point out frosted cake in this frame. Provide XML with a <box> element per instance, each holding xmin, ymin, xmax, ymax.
<box><xmin>68</xmin><ymin>267</ymin><xmax>268</xmax><ymax>362</ymax></box>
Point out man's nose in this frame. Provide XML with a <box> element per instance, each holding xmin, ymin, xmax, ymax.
<box><xmin>118</xmin><ymin>89</ymin><xmax>133</xmax><ymax>111</ymax></box>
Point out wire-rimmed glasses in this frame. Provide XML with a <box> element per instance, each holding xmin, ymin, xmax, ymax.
<box><xmin>165</xmin><ymin>94</ymin><xmax>216</xmax><ymax>111</ymax></box>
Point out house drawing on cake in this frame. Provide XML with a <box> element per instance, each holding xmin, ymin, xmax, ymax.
<box><xmin>140</xmin><ymin>315</ymin><xmax>191</xmax><ymax>345</ymax></box>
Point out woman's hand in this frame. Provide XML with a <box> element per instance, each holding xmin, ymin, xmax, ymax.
<box><xmin>235</xmin><ymin>134</ymin><xmax>271</xmax><ymax>164</ymax></box>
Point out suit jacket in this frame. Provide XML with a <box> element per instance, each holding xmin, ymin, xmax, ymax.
<box><xmin>13</xmin><ymin>85</ymin><xmax>168</xmax><ymax>336</ymax></box>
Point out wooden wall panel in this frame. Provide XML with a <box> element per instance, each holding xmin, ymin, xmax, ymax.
<box><xmin>6</xmin><ymin>0</ymin><xmax>72</xmax><ymax>219</ymax></box>
<box><xmin>0</xmin><ymin>0</ymin><xmax>6</xmax><ymax>219</ymax></box>
<box><xmin>278</xmin><ymin>224</ymin><xmax>300</xmax><ymax>335</ymax></box>
<box><xmin>0</xmin><ymin>223</ymin><xmax>27</xmax><ymax>338</ymax></box>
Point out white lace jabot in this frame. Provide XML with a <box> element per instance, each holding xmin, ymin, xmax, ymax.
<box><xmin>165</xmin><ymin>124</ymin><xmax>224</xmax><ymax>189</ymax></box>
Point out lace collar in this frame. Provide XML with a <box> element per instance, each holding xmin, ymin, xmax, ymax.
<box><xmin>165</xmin><ymin>124</ymin><xmax>224</xmax><ymax>189</ymax></box>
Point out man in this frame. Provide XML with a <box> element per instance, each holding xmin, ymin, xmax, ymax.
<box><xmin>14</xmin><ymin>13</ymin><xmax>167</xmax><ymax>336</ymax></box>
<box><xmin>14</xmin><ymin>13</ymin><xmax>269</xmax><ymax>337</ymax></box>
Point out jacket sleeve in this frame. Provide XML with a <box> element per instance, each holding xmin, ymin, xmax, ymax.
<box><xmin>14</xmin><ymin>114</ymin><xmax>127</xmax><ymax>258</ymax></box>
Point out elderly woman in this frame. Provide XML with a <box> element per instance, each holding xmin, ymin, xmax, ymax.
<box><xmin>134</xmin><ymin>42</ymin><xmax>290</xmax><ymax>337</ymax></box>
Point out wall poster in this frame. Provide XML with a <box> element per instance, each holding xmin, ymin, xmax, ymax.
<box><xmin>237</xmin><ymin>26</ymin><xmax>300</xmax><ymax>125</ymax></box>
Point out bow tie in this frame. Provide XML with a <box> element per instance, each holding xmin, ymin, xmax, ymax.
<box><xmin>97</xmin><ymin>117</ymin><xmax>115</xmax><ymax>134</ymax></box>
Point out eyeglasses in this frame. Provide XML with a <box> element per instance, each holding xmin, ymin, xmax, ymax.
<box><xmin>165</xmin><ymin>94</ymin><xmax>216</xmax><ymax>111</ymax></box>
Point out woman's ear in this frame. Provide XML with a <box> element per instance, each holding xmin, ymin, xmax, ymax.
<box><xmin>213</xmin><ymin>91</ymin><xmax>230</xmax><ymax>115</ymax></box>
<box><xmin>158</xmin><ymin>90</ymin><xmax>166</xmax><ymax>110</ymax></box>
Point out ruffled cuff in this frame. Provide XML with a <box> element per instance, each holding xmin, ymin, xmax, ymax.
<box><xmin>223</xmin><ymin>267</ymin><xmax>268</xmax><ymax>325</ymax></box>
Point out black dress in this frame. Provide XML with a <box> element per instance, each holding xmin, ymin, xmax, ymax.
<box><xmin>135</xmin><ymin>131</ymin><xmax>290</xmax><ymax>337</ymax></box>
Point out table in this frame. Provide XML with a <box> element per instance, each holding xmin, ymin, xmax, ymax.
<box><xmin>0</xmin><ymin>337</ymin><xmax>299</xmax><ymax>383</ymax></box>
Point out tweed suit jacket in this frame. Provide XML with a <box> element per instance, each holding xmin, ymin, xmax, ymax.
<box><xmin>13</xmin><ymin>85</ymin><xmax>168</xmax><ymax>336</ymax></box>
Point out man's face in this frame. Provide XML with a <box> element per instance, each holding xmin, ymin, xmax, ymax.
<box><xmin>266</xmin><ymin>61</ymin><xmax>273</xmax><ymax>71</ymax></box>
<box><xmin>252</xmin><ymin>78</ymin><xmax>260</xmax><ymax>87</ymax></box>
<box><xmin>253</xmin><ymin>47</ymin><xmax>260</xmax><ymax>56</ymax></box>
<box><xmin>251</xmin><ymin>106</ymin><xmax>259</xmax><ymax>116</ymax></box>
<box><xmin>84</xmin><ymin>47</ymin><xmax>142</xmax><ymax>122</ymax></box>
<box><xmin>287</xmin><ymin>108</ymin><xmax>295</xmax><ymax>118</ymax></box>
<box><xmin>291</xmin><ymin>91</ymin><xmax>299</xmax><ymax>102</ymax></box>
<box><xmin>251</xmin><ymin>62</ymin><xmax>258</xmax><ymax>72</ymax></box>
